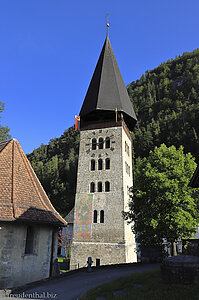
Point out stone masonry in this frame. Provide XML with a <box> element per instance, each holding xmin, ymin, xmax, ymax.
<box><xmin>70</xmin><ymin>123</ymin><xmax>137</xmax><ymax>268</ymax></box>
<box><xmin>0</xmin><ymin>222</ymin><xmax>58</xmax><ymax>289</ymax></box>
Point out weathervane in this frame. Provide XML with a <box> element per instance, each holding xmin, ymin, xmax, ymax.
<box><xmin>106</xmin><ymin>13</ymin><xmax>109</xmax><ymax>36</ymax></box>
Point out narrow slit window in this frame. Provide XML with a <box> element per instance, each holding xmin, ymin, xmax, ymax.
<box><xmin>96</xmin><ymin>258</ymin><xmax>100</xmax><ymax>266</ymax></box>
<box><xmin>105</xmin><ymin>181</ymin><xmax>110</xmax><ymax>192</ymax></box>
<box><xmin>98</xmin><ymin>182</ymin><xmax>102</xmax><ymax>192</ymax></box>
<box><xmin>105</xmin><ymin>137</ymin><xmax>110</xmax><ymax>148</ymax></box>
<box><xmin>100</xmin><ymin>210</ymin><xmax>104</xmax><ymax>223</ymax></box>
<box><xmin>105</xmin><ymin>158</ymin><xmax>110</xmax><ymax>170</ymax></box>
<box><xmin>90</xmin><ymin>182</ymin><xmax>95</xmax><ymax>193</ymax></box>
<box><xmin>91</xmin><ymin>159</ymin><xmax>95</xmax><ymax>171</ymax></box>
<box><xmin>98</xmin><ymin>159</ymin><xmax>103</xmax><ymax>170</ymax></box>
<box><xmin>92</xmin><ymin>139</ymin><xmax>97</xmax><ymax>150</ymax></box>
<box><xmin>98</xmin><ymin>138</ymin><xmax>104</xmax><ymax>149</ymax></box>
<box><xmin>25</xmin><ymin>226</ymin><xmax>34</xmax><ymax>254</ymax></box>
<box><xmin>93</xmin><ymin>210</ymin><xmax>97</xmax><ymax>223</ymax></box>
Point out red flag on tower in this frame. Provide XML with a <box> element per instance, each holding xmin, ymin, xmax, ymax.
<box><xmin>75</xmin><ymin>116</ymin><xmax>80</xmax><ymax>131</ymax></box>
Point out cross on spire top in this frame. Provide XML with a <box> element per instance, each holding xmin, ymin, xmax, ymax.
<box><xmin>106</xmin><ymin>13</ymin><xmax>109</xmax><ymax>36</ymax></box>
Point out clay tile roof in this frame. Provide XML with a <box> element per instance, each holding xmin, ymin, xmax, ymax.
<box><xmin>0</xmin><ymin>139</ymin><xmax>67</xmax><ymax>226</ymax></box>
<box><xmin>0</xmin><ymin>140</ymin><xmax>11</xmax><ymax>153</ymax></box>
<box><xmin>64</xmin><ymin>208</ymin><xmax>74</xmax><ymax>224</ymax></box>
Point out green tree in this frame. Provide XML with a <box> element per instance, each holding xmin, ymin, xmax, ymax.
<box><xmin>0</xmin><ymin>102</ymin><xmax>11</xmax><ymax>141</ymax></box>
<box><xmin>124</xmin><ymin>144</ymin><xmax>199</xmax><ymax>255</ymax></box>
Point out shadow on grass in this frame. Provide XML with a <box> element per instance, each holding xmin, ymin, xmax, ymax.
<box><xmin>80</xmin><ymin>268</ymin><xmax>199</xmax><ymax>300</ymax></box>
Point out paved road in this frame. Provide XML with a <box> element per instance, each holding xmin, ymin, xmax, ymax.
<box><xmin>6</xmin><ymin>264</ymin><xmax>159</xmax><ymax>300</ymax></box>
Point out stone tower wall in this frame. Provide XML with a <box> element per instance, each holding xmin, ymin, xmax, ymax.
<box><xmin>122</xmin><ymin>125</ymin><xmax>137</xmax><ymax>262</ymax></box>
<box><xmin>70</xmin><ymin>123</ymin><xmax>137</xmax><ymax>268</ymax></box>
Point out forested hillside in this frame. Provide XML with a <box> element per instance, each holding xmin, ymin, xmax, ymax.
<box><xmin>128</xmin><ymin>49</ymin><xmax>199</xmax><ymax>161</ymax></box>
<box><xmin>27</xmin><ymin>127</ymin><xmax>79</xmax><ymax>215</ymax></box>
<box><xmin>28</xmin><ymin>49</ymin><xmax>199</xmax><ymax>216</ymax></box>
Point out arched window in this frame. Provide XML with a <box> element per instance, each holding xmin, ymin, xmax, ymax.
<box><xmin>100</xmin><ymin>210</ymin><xmax>104</xmax><ymax>223</ymax></box>
<box><xmin>105</xmin><ymin>181</ymin><xmax>110</xmax><ymax>192</ymax></box>
<box><xmin>91</xmin><ymin>160</ymin><xmax>95</xmax><ymax>171</ymax></box>
<box><xmin>98</xmin><ymin>159</ymin><xmax>103</xmax><ymax>170</ymax></box>
<box><xmin>98</xmin><ymin>138</ymin><xmax>104</xmax><ymax>149</ymax></box>
<box><xmin>90</xmin><ymin>182</ymin><xmax>95</xmax><ymax>193</ymax></box>
<box><xmin>93</xmin><ymin>210</ymin><xmax>97</xmax><ymax>223</ymax></box>
<box><xmin>98</xmin><ymin>182</ymin><xmax>102</xmax><ymax>192</ymax></box>
<box><xmin>105</xmin><ymin>158</ymin><xmax>110</xmax><ymax>170</ymax></box>
<box><xmin>92</xmin><ymin>138</ymin><xmax>97</xmax><ymax>150</ymax></box>
<box><xmin>105</xmin><ymin>137</ymin><xmax>110</xmax><ymax>148</ymax></box>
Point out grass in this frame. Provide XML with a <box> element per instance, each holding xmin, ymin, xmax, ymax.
<box><xmin>57</xmin><ymin>256</ymin><xmax>70</xmax><ymax>273</ymax></box>
<box><xmin>80</xmin><ymin>268</ymin><xmax>199</xmax><ymax>300</ymax></box>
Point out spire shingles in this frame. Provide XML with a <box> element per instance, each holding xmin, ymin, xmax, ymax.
<box><xmin>80</xmin><ymin>36</ymin><xmax>137</xmax><ymax>130</ymax></box>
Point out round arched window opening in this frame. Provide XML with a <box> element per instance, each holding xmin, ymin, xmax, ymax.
<box><xmin>92</xmin><ymin>139</ymin><xmax>97</xmax><ymax>150</ymax></box>
<box><xmin>93</xmin><ymin>210</ymin><xmax>97</xmax><ymax>223</ymax></box>
<box><xmin>100</xmin><ymin>210</ymin><xmax>104</xmax><ymax>223</ymax></box>
<box><xmin>105</xmin><ymin>158</ymin><xmax>110</xmax><ymax>170</ymax></box>
<box><xmin>105</xmin><ymin>181</ymin><xmax>110</xmax><ymax>192</ymax></box>
<box><xmin>91</xmin><ymin>159</ymin><xmax>95</xmax><ymax>171</ymax></box>
<box><xmin>90</xmin><ymin>182</ymin><xmax>95</xmax><ymax>193</ymax></box>
<box><xmin>98</xmin><ymin>138</ymin><xmax>104</xmax><ymax>149</ymax></box>
<box><xmin>98</xmin><ymin>182</ymin><xmax>102</xmax><ymax>192</ymax></box>
<box><xmin>105</xmin><ymin>137</ymin><xmax>110</xmax><ymax>149</ymax></box>
<box><xmin>98</xmin><ymin>159</ymin><xmax>103</xmax><ymax>170</ymax></box>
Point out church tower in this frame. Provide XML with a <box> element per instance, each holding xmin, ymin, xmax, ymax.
<box><xmin>70</xmin><ymin>28</ymin><xmax>137</xmax><ymax>268</ymax></box>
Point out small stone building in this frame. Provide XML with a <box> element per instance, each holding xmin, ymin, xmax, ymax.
<box><xmin>60</xmin><ymin>208</ymin><xmax>74</xmax><ymax>257</ymax></box>
<box><xmin>0</xmin><ymin>139</ymin><xmax>67</xmax><ymax>289</ymax></box>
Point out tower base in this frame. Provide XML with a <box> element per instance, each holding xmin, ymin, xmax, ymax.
<box><xmin>70</xmin><ymin>241</ymin><xmax>137</xmax><ymax>269</ymax></box>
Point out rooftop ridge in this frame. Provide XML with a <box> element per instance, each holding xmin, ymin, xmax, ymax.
<box><xmin>11</xmin><ymin>140</ymin><xmax>16</xmax><ymax>218</ymax></box>
<box><xmin>0</xmin><ymin>140</ymin><xmax>12</xmax><ymax>154</ymax></box>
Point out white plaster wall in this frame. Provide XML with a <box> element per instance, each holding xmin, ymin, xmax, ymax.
<box><xmin>0</xmin><ymin>222</ymin><xmax>57</xmax><ymax>289</ymax></box>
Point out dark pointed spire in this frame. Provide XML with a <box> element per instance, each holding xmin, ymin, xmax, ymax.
<box><xmin>80</xmin><ymin>35</ymin><xmax>137</xmax><ymax>131</ymax></box>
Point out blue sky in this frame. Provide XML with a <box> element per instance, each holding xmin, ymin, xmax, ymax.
<box><xmin>0</xmin><ymin>0</ymin><xmax>199</xmax><ymax>154</ymax></box>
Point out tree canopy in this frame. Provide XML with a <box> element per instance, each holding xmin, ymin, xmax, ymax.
<box><xmin>0</xmin><ymin>102</ymin><xmax>11</xmax><ymax>142</ymax></box>
<box><xmin>124</xmin><ymin>144</ymin><xmax>199</xmax><ymax>251</ymax></box>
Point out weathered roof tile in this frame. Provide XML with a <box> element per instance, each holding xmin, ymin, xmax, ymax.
<box><xmin>0</xmin><ymin>139</ymin><xmax>67</xmax><ymax>226</ymax></box>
